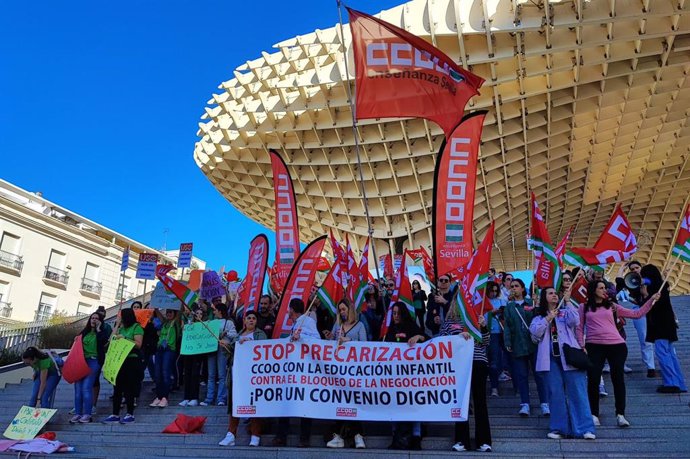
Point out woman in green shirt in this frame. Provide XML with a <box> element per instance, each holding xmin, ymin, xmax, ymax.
<box><xmin>23</xmin><ymin>346</ymin><xmax>61</xmax><ymax>409</ymax></box>
<box><xmin>103</xmin><ymin>308</ymin><xmax>144</xmax><ymax>424</ymax></box>
<box><xmin>69</xmin><ymin>312</ymin><xmax>109</xmax><ymax>423</ymax></box>
<box><xmin>150</xmin><ymin>309</ymin><xmax>179</xmax><ymax>408</ymax></box>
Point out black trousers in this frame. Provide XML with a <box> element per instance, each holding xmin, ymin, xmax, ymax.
<box><xmin>183</xmin><ymin>354</ymin><xmax>201</xmax><ymax>401</ymax></box>
<box><xmin>112</xmin><ymin>357</ymin><xmax>142</xmax><ymax>415</ymax></box>
<box><xmin>277</xmin><ymin>417</ymin><xmax>312</xmax><ymax>442</ymax></box>
<box><xmin>455</xmin><ymin>361</ymin><xmax>491</xmax><ymax>449</ymax></box>
<box><xmin>586</xmin><ymin>342</ymin><xmax>628</xmax><ymax>416</ymax></box>
<box><xmin>333</xmin><ymin>419</ymin><xmax>363</xmax><ymax>437</ymax></box>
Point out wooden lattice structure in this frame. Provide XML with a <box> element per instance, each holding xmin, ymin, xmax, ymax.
<box><xmin>194</xmin><ymin>0</ymin><xmax>690</xmax><ymax>293</ymax></box>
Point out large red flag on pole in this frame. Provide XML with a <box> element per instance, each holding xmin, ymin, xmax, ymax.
<box><xmin>432</xmin><ymin>111</ymin><xmax>488</xmax><ymax>279</ymax></box>
<box><xmin>346</xmin><ymin>8</ymin><xmax>484</xmax><ymax>137</ymax></box>
<box><xmin>237</xmin><ymin>234</ymin><xmax>269</xmax><ymax>318</ymax></box>
<box><xmin>272</xmin><ymin>235</ymin><xmax>327</xmax><ymax>339</ymax></box>
<box><xmin>530</xmin><ymin>192</ymin><xmax>561</xmax><ymax>290</ymax></box>
<box><xmin>269</xmin><ymin>150</ymin><xmax>300</xmax><ymax>294</ymax></box>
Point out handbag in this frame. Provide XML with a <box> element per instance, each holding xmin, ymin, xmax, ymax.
<box><xmin>562</xmin><ymin>343</ymin><xmax>592</xmax><ymax>370</ymax></box>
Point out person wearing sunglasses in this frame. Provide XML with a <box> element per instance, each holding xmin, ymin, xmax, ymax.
<box><xmin>425</xmin><ymin>274</ymin><xmax>455</xmax><ymax>337</ymax></box>
<box><xmin>485</xmin><ymin>281</ymin><xmax>507</xmax><ymax>397</ymax></box>
<box><xmin>530</xmin><ymin>287</ymin><xmax>595</xmax><ymax>440</ymax></box>
<box><xmin>503</xmin><ymin>278</ymin><xmax>549</xmax><ymax>416</ymax></box>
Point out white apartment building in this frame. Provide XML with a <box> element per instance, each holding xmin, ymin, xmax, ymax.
<box><xmin>0</xmin><ymin>179</ymin><xmax>180</xmax><ymax>322</ymax></box>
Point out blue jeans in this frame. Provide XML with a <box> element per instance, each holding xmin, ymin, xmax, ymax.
<box><xmin>513</xmin><ymin>353</ymin><xmax>548</xmax><ymax>405</ymax></box>
<box><xmin>655</xmin><ymin>339</ymin><xmax>687</xmax><ymax>391</ymax></box>
<box><xmin>630</xmin><ymin>305</ymin><xmax>655</xmax><ymax>370</ymax></box>
<box><xmin>74</xmin><ymin>358</ymin><xmax>100</xmax><ymax>415</ymax></box>
<box><xmin>205</xmin><ymin>349</ymin><xmax>227</xmax><ymax>404</ymax></box>
<box><xmin>30</xmin><ymin>371</ymin><xmax>61</xmax><ymax>408</ymax></box>
<box><xmin>154</xmin><ymin>348</ymin><xmax>176</xmax><ymax>399</ymax></box>
<box><xmin>542</xmin><ymin>355</ymin><xmax>594</xmax><ymax>437</ymax></box>
<box><xmin>488</xmin><ymin>333</ymin><xmax>503</xmax><ymax>390</ymax></box>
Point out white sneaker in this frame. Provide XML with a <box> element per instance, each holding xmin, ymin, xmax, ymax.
<box><xmin>249</xmin><ymin>435</ymin><xmax>260</xmax><ymax>447</ymax></box>
<box><xmin>592</xmin><ymin>415</ymin><xmax>601</xmax><ymax>426</ymax></box>
<box><xmin>354</xmin><ymin>434</ymin><xmax>366</xmax><ymax>449</ymax></box>
<box><xmin>326</xmin><ymin>433</ymin><xmax>345</xmax><ymax>448</ymax></box>
<box><xmin>624</xmin><ymin>365</ymin><xmax>633</xmax><ymax>373</ymax></box>
<box><xmin>541</xmin><ymin>403</ymin><xmax>550</xmax><ymax>416</ymax></box>
<box><xmin>490</xmin><ymin>388</ymin><xmax>499</xmax><ymax>397</ymax></box>
<box><xmin>616</xmin><ymin>414</ymin><xmax>630</xmax><ymax>427</ymax></box>
<box><xmin>477</xmin><ymin>444</ymin><xmax>492</xmax><ymax>452</ymax></box>
<box><xmin>583</xmin><ymin>432</ymin><xmax>596</xmax><ymax>440</ymax></box>
<box><xmin>452</xmin><ymin>442</ymin><xmax>466</xmax><ymax>452</ymax></box>
<box><xmin>599</xmin><ymin>384</ymin><xmax>608</xmax><ymax>397</ymax></box>
<box><xmin>199</xmin><ymin>401</ymin><xmax>209</xmax><ymax>406</ymax></box>
<box><xmin>178</xmin><ymin>400</ymin><xmax>189</xmax><ymax>407</ymax></box>
<box><xmin>218</xmin><ymin>432</ymin><xmax>235</xmax><ymax>446</ymax></box>
<box><xmin>187</xmin><ymin>399</ymin><xmax>199</xmax><ymax>407</ymax></box>
<box><xmin>518</xmin><ymin>403</ymin><xmax>530</xmax><ymax>417</ymax></box>
<box><xmin>547</xmin><ymin>431</ymin><xmax>563</xmax><ymax>439</ymax></box>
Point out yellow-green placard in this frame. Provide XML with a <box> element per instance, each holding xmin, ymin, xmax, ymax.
<box><xmin>103</xmin><ymin>338</ymin><xmax>136</xmax><ymax>385</ymax></box>
<box><xmin>180</xmin><ymin>320</ymin><xmax>222</xmax><ymax>355</ymax></box>
<box><xmin>4</xmin><ymin>406</ymin><xmax>57</xmax><ymax>440</ymax></box>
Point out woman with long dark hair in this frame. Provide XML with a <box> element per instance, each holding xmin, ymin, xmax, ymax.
<box><xmin>150</xmin><ymin>309</ymin><xmax>179</xmax><ymax>408</ymax></box>
<box><xmin>70</xmin><ymin>312</ymin><xmax>108</xmax><ymax>423</ymax></box>
<box><xmin>531</xmin><ymin>287</ymin><xmax>595</xmax><ymax>440</ymax></box>
<box><xmin>102</xmin><ymin>307</ymin><xmax>143</xmax><ymax>424</ymax></box>
<box><xmin>576</xmin><ymin>280</ymin><xmax>659</xmax><ymax>427</ymax></box>
<box><xmin>640</xmin><ymin>264</ymin><xmax>687</xmax><ymax>393</ymax></box>
<box><xmin>22</xmin><ymin>346</ymin><xmax>61</xmax><ymax>409</ymax></box>
<box><xmin>202</xmin><ymin>303</ymin><xmax>237</xmax><ymax>406</ymax></box>
<box><xmin>411</xmin><ymin>279</ymin><xmax>428</xmax><ymax>330</ymax></box>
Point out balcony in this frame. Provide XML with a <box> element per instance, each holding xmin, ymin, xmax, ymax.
<box><xmin>80</xmin><ymin>277</ymin><xmax>102</xmax><ymax>299</ymax></box>
<box><xmin>35</xmin><ymin>302</ymin><xmax>53</xmax><ymax>321</ymax></box>
<box><xmin>43</xmin><ymin>265</ymin><xmax>69</xmax><ymax>289</ymax></box>
<box><xmin>0</xmin><ymin>301</ymin><xmax>11</xmax><ymax>318</ymax></box>
<box><xmin>0</xmin><ymin>250</ymin><xmax>24</xmax><ymax>276</ymax></box>
<box><xmin>117</xmin><ymin>286</ymin><xmax>135</xmax><ymax>300</ymax></box>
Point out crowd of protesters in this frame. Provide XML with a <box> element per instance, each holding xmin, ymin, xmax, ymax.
<box><xmin>21</xmin><ymin>260</ymin><xmax>686</xmax><ymax>451</ymax></box>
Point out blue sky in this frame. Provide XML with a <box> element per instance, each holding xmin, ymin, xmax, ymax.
<box><xmin>0</xmin><ymin>0</ymin><xmax>402</xmax><ymax>272</ymax></box>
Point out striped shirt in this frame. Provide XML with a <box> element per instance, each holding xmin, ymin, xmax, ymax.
<box><xmin>439</xmin><ymin>318</ymin><xmax>490</xmax><ymax>364</ymax></box>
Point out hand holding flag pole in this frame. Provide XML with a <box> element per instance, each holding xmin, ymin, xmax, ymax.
<box><xmin>555</xmin><ymin>268</ymin><xmax>586</xmax><ymax>309</ymax></box>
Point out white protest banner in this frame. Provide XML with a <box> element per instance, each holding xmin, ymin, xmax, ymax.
<box><xmin>4</xmin><ymin>406</ymin><xmax>57</xmax><ymax>440</ymax></box>
<box><xmin>232</xmin><ymin>336</ymin><xmax>473</xmax><ymax>421</ymax></box>
<box><xmin>200</xmin><ymin>271</ymin><xmax>225</xmax><ymax>300</ymax></box>
<box><xmin>150</xmin><ymin>282</ymin><xmax>183</xmax><ymax>310</ymax></box>
<box><xmin>136</xmin><ymin>252</ymin><xmax>158</xmax><ymax>280</ymax></box>
<box><xmin>178</xmin><ymin>242</ymin><xmax>193</xmax><ymax>269</ymax></box>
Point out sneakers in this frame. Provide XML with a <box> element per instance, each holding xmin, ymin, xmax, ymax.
<box><xmin>217</xmin><ymin>401</ymin><xmax>226</xmax><ymax>406</ymax></box>
<box><xmin>616</xmin><ymin>414</ymin><xmax>631</xmax><ymax>427</ymax></box>
<box><xmin>69</xmin><ymin>415</ymin><xmax>81</xmax><ymax>424</ymax></box>
<box><xmin>158</xmin><ymin>398</ymin><xmax>168</xmax><ymax>408</ymax></box>
<box><xmin>120</xmin><ymin>414</ymin><xmax>135</xmax><ymax>424</ymax></box>
<box><xmin>599</xmin><ymin>383</ymin><xmax>608</xmax><ymax>397</ymax></box>
<box><xmin>518</xmin><ymin>403</ymin><xmax>530</xmax><ymax>417</ymax></box>
<box><xmin>547</xmin><ymin>431</ymin><xmax>563</xmax><ymax>439</ymax></box>
<box><xmin>149</xmin><ymin>398</ymin><xmax>161</xmax><ymax>407</ymax></box>
<box><xmin>624</xmin><ymin>365</ymin><xmax>633</xmax><ymax>373</ymax></box>
<box><xmin>199</xmin><ymin>401</ymin><xmax>210</xmax><ymax>407</ymax></box>
<box><xmin>326</xmin><ymin>433</ymin><xmax>345</xmax><ymax>448</ymax></box>
<box><xmin>592</xmin><ymin>415</ymin><xmax>601</xmax><ymax>426</ymax></box>
<box><xmin>102</xmin><ymin>415</ymin><xmax>120</xmax><ymax>423</ymax></box>
<box><xmin>583</xmin><ymin>432</ymin><xmax>596</xmax><ymax>440</ymax></box>
<box><xmin>541</xmin><ymin>403</ymin><xmax>550</xmax><ymax>416</ymax></box>
<box><xmin>218</xmin><ymin>432</ymin><xmax>236</xmax><ymax>446</ymax></box>
<box><xmin>477</xmin><ymin>444</ymin><xmax>492</xmax><ymax>452</ymax></box>
<box><xmin>187</xmin><ymin>399</ymin><xmax>199</xmax><ymax>407</ymax></box>
<box><xmin>78</xmin><ymin>415</ymin><xmax>92</xmax><ymax>424</ymax></box>
<box><xmin>657</xmin><ymin>385</ymin><xmax>682</xmax><ymax>394</ymax></box>
<box><xmin>68</xmin><ymin>408</ymin><xmax>76</xmax><ymax>415</ymax></box>
<box><xmin>354</xmin><ymin>434</ymin><xmax>366</xmax><ymax>449</ymax></box>
<box><xmin>178</xmin><ymin>400</ymin><xmax>189</xmax><ymax>407</ymax></box>
<box><xmin>249</xmin><ymin>435</ymin><xmax>260</xmax><ymax>447</ymax></box>
<box><xmin>452</xmin><ymin>442</ymin><xmax>467</xmax><ymax>452</ymax></box>
<box><xmin>647</xmin><ymin>369</ymin><xmax>657</xmax><ymax>378</ymax></box>
<box><xmin>498</xmin><ymin>371</ymin><xmax>512</xmax><ymax>382</ymax></box>
<box><xmin>490</xmin><ymin>388</ymin><xmax>499</xmax><ymax>397</ymax></box>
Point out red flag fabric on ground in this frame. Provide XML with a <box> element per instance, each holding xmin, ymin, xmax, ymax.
<box><xmin>347</xmin><ymin>8</ymin><xmax>484</xmax><ymax>137</ymax></box>
<box><xmin>162</xmin><ymin>414</ymin><xmax>207</xmax><ymax>434</ymax></box>
<box><xmin>433</xmin><ymin>112</ymin><xmax>487</xmax><ymax>279</ymax></box>
<box><xmin>62</xmin><ymin>335</ymin><xmax>90</xmax><ymax>384</ymax></box>
<box><xmin>270</xmin><ymin>150</ymin><xmax>300</xmax><ymax>294</ymax></box>
<box><xmin>273</xmin><ymin>235</ymin><xmax>328</xmax><ymax>339</ymax></box>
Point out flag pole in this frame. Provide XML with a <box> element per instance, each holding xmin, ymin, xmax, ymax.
<box><xmin>336</xmin><ymin>0</ymin><xmax>382</xmax><ymax>286</ymax></box>
<box><xmin>658</xmin><ymin>252</ymin><xmax>682</xmax><ymax>295</ymax></box>
<box><xmin>555</xmin><ymin>267</ymin><xmax>585</xmax><ymax>309</ymax></box>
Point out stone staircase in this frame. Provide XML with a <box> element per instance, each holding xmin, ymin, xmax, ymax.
<box><xmin>2</xmin><ymin>296</ymin><xmax>690</xmax><ymax>458</ymax></box>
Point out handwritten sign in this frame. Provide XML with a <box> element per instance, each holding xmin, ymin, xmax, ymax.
<box><xmin>150</xmin><ymin>282</ymin><xmax>183</xmax><ymax>310</ymax></box>
<box><xmin>178</xmin><ymin>243</ymin><xmax>193</xmax><ymax>269</ymax></box>
<box><xmin>136</xmin><ymin>252</ymin><xmax>159</xmax><ymax>280</ymax></box>
<box><xmin>103</xmin><ymin>338</ymin><xmax>136</xmax><ymax>385</ymax></box>
<box><xmin>4</xmin><ymin>406</ymin><xmax>57</xmax><ymax>440</ymax></box>
<box><xmin>180</xmin><ymin>320</ymin><xmax>222</xmax><ymax>355</ymax></box>
<box><xmin>200</xmin><ymin>271</ymin><xmax>224</xmax><ymax>300</ymax></box>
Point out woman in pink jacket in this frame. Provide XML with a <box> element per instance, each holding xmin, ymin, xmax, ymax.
<box><xmin>576</xmin><ymin>280</ymin><xmax>659</xmax><ymax>428</ymax></box>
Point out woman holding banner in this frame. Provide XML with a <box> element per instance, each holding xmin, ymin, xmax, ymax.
<box><xmin>531</xmin><ymin>287</ymin><xmax>595</xmax><ymax>440</ymax></box>
<box><xmin>70</xmin><ymin>312</ymin><xmax>108</xmax><ymax>423</ymax></box>
<box><xmin>440</xmin><ymin>304</ymin><xmax>492</xmax><ymax>452</ymax></box>
<box><xmin>218</xmin><ymin>310</ymin><xmax>266</xmax><ymax>447</ymax></box>
<box><xmin>385</xmin><ymin>301</ymin><xmax>428</xmax><ymax>450</ymax></box>
<box><xmin>503</xmin><ymin>278</ymin><xmax>549</xmax><ymax>416</ymax></box>
<box><xmin>324</xmin><ymin>299</ymin><xmax>367</xmax><ymax>449</ymax></box>
<box><xmin>102</xmin><ymin>308</ymin><xmax>144</xmax><ymax>424</ymax></box>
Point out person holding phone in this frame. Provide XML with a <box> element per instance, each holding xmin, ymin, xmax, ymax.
<box><xmin>69</xmin><ymin>312</ymin><xmax>108</xmax><ymax>423</ymax></box>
